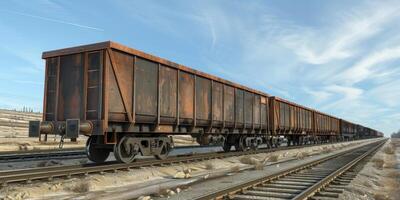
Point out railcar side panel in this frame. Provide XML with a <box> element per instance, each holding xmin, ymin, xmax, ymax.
<box><xmin>159</xmin><ymin>66</ymin><xmax>177</xmax><ymax>122</ymax></box>
<box><xmin>134</xmin><ymin>57</ymin><xmax>157</xmax><ymax>122</ymax></box>
<box><xmin>179</xmin><ymin>71</ymin><xmax>194</xmax><ymax>124</ymax></box>
<box><xmin>211</xmin><ymin>82</ymin><xmax>223</xmax><ymax>126</ymax></box>
<box><xmin>195</xmin><ymin>76</ymin><xmax>212</xmax><ymax>124</ymax></box>
<box><xmin>269</xmin><ymin>97</ymin><xmax>314</xmax><ymax>135</ymax></box>
<box><xmin>223</xmin><ymin>85</ymin><xmax>235</xmax><ymax>126</ymax></box>
<box><xmin>235</xmin><ymin>89</ymin><xmax>244</xmax><ymax>126</ymax></box>
<box><xmin>86</xmin><ymin>51</ymin><xmax>103</xmax><ymax>120</ymax></box>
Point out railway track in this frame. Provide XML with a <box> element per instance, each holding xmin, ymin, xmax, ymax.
<box><xmin>0</xmin><ymin>148</ymin><xmax>86</xmax><ymax>163</ymax></box>
<box><xmin>0</xmin><ymin>145</ymin><xmax>218</xmax><ymax>163</ymax></box>
<box><xmin>0</xmin><ymin>141</ymin><xmax>347</xmax><ymax>186</ymax></box>
<box><xmin>190</xmin><ymin>139</ymin><xmax>385</xmax><ymax>200</ymax></box>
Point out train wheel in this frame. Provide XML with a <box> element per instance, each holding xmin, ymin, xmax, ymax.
<box><xmin>250</xmin><ymin>142</ymin><xmax>258</xmax><ymax>151</ymax></box>
<box><xmin>86</xmin><ymin>136</ymin><xmax>110</xmax><ymax>163</ymax></box>
<box><xmin>223</xmin><ymin>141</ymin><xmax>232</xmax><ymax>152</ymax></box>
<box><xmin>235</xmin><ymin>136</ymin><xmax>246</xmax><ymax>151</ymax></box>
<box><xmin>154</xmin><ymin>141</ymin><xmax>171</xmax><ymax>160</ymax></box>
<box><xmin>114</xmin><ymin>136</ymin><xmax>138</xmax><ymax>163</ymax></box>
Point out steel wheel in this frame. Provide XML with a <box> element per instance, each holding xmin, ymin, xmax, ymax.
<box><xmin>222</xmin><ymin>142</ymin><xmax>231</xmax><ymax>152</ymax></box>
<box><xmin>154</xmin><ymin>142</ymin><xmax>171</xmax><ymax>160</ymax></box>
<box><xmin>250</xmin><ymin>140</ymin><xmax>259</xmax><ymax>151</ymax></box>
<box><xmin>114</xmin><ymin>136</ymin><xmax>138</xmax><ymax>163</ymax></box>
<box><xmin>234</xmin><ymin>137</ymin><xmax>246</xmax><ymax>151</ymax></box>
<box><xmin>86</xmin><ymin>136</ymin><xmax>110</xmax><ymax>163</ymax></box>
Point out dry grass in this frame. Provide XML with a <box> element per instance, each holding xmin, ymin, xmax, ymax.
<box><xmin>371</xmin><ymin>158</ymin><xmax>384</xmax><ymax>169</ymax></box>
<box><xmin>296</xmin><ymin>152</ymin><xmax>308</xmax><ymax>159</ymax></box>
<box><xmin>239</xmin><ymin>156</ymin><xmax>264</xmax><ymax>170</ymax></box>
<box><xmin>239</xmin><ymin>156</ymin><xmax>256</xmax><ymax>165</ymax></box>
<box><xmin>362</xmin><ymin>180</ymin><xmax>372</xmax><ymax>187</ymax></box>
<box><xmin>155</xmin><ymin>187</ymin><xmax>169</xmax><ymax>197</ymax></box>
<box><xmin>373</xmin><ymin>193</ymin><xmax>390</xmax><ymax>200</ymax></box>
<box><xmin>230</xmin><ymin>165</ymin><xmax>240</xmax><ymax>173</ymax></box>
<box><xmin>18</xmin><ymin>143</ymin><xmax>30</xmax><ymax>151</ymax></box>
<box><xmin>267</xmin><ymin>154</ymin><xmax>279</xmax><ymax>162</ymax></box>
<box><xmin>204</xmin><ymin>162</ymin><xmax>214</xmax><ymax>170</ymax></box>
<box><xmin>253</xmin><ymin>162</ymin><xmax>264</xmax><ymax>170</ymax></box>
<box><xmin>67</xmin><ymin>181</ymin><xmax>90</xmax><ymax>193</ymax></box>
<box><xmin>383</xmin><ymin>161</ymin><xmax>396</xmax><ymax>169</ymax></box>
<box><xmin>321</xmin><ymin>146</ymin><xmax>333</xmax><ymax>154</ymax></box>
<box><xmin>383</xmin><ymin>146</ymin><xmax>395</xmax><ymax>155</ymax></box>
<box><xmin>239</xmin><ymin>156</ymin><xmax>261</xmax><ymax>165</ymax></box>
<box><xmin>386</xmin><ymin>171</ymin><xmax>400</xmax><ymax>179</ymax></box>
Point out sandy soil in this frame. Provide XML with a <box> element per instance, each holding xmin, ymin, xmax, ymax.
<box><xmin>0</xmin><ymin>137</ymin><xmax>86</xmax><ymax>152</ymax></box>
<box><xmin>0</xmin><ymin>109</ymin><xmax>42</xmax><ymax>138</ymax></box>
<box><xmin>340</xmin><ymin>138</ymin><xmax>400</xmax><ymax>200</ymax></box>
<box><xmin>0</xmin><ymin>109</ymin><xmax>86</xmax><ymax>152</ymax></box>
<box><xmin>0</xmin><ymin>139</ymin><xmax>380</xmax><ymax>200</ymax></box>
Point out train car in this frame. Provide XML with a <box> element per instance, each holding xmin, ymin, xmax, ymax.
<box><xmin>29</xmin><ymin>41</ymin><xmax>271</xmax><ymax>163</ymax></box>
<box><xmin>340</xmin><ymin>119</ymin><xmax>358</xmax><ymax>140</ymax></box>
<box><xmin>313</xmin><ymin>111</ymin><xmax>340</xmax><ymax>142</ymax></box>
<box><xmin>377</xmin><ymin>132</ymin><xmax>384</xmax><ymax>137</ymax></box>
<box><xmin>366</xmin><ymin>127</ymin><xmax>378</xmax><ymax>138</ymax></box>
<box><xmin>28</xmin><ymin>41</ymin><xmax>382</xmax><ymax>163</ymax></box>
<box><xmin>269</xmin><ymin>97</ymin><xmax>313</xmax><ymax>145</ymax></box>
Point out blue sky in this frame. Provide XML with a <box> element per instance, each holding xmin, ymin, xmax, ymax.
<box><xmin>0</xmin><ymin>0</ymin><xmax>399</xmax><ymax>136</ymax></box>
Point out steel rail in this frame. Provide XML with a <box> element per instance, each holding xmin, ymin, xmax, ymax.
<box><xmin>0</xmin><ymin>141</ymin><xmax>346</xmax><ymax>186</ymax></box>
<box><xmin>191</xmin><ymin>139</ymin><xmax>386</xmax><ymax>200</ymax></box>
<box><xmin>0</xmin><ymin>145</ymin><xmax>219</xmax><ymax>163</ymax></box>
<box><xmin>0</xmin><ymin>148</ymin><xmax>86</xmax><ymax>163</ymax></box>
<box><xmin>292</xmin><ymin>139</ymin><xmax>385</xmax><ymax>200</ymax></box>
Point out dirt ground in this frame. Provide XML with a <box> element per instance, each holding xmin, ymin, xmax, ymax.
<box><xmin>0</xmin><ymin>109</ymin><xmax>41</xmax><ymax>138</ymax></box>
<box><xmin>340</xmin><ymin>138</ymin><xmax>400</xmax><ymax>200</ymax></box>
<box><xmin>0</xmin><ymin>139</ymin><xmax>379</xmax><ymax>200</ymax></box>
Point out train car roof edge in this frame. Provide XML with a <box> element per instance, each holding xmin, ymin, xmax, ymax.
<box><xmin>42</xmin><ymin>41</ymin><xmax>270</xmax><ymax>97</ymax></box>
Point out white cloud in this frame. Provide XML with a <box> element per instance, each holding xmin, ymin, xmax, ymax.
<box><xmin>366</xmin><ymin>79</ymin><xmax>400</xmax><ymax>107</ymax></box>
<box><xmin>336</xmin><ymin>46</ymin><xmax>400</xmax><ymax>85</ymax></box>
<box><xmin>281</xmin><ymin>2</ymin><xmax>400</xmax><ymax>65</ymax></box>
<box><xmin>303</xmin><ymin>88</ymin><xmax>332</xmax><ymax>103</ymax></box>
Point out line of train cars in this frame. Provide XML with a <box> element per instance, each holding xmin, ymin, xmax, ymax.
<box><xmin>28</xmin><ymin>41</ymin><xmax>383</xmax><ymax>163</ymax></box>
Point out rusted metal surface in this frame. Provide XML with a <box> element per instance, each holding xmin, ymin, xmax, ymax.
<box><xmin>340</xmin><ymin>119</ymin><xmax>357</xmax><ymax>139</ymax></box>
<box><xmin>269</xmin><ymin>96</ymin><xmax>313</xmax><ymax>135</ymax></box>
<box><xmin>314</xmin><ymin>111</ymin><xmax>340</xmax><ymax>136</ymax></box>
<box><xmin>38</xmin><ymin>41</ymin><xmax>380</xmax><ymax>141</ymax></box>
<box><xmin>42</xmin><ymin>41</ymin><xmax>269</xmax><ymax>97</ymax></box>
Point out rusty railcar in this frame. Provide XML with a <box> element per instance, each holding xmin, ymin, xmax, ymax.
<box><xmin>314</xmin><ymin>111</ymin><xmax>340</xmax><ymax>141</ymax></box>
<box><xmin>29</xmin><ymin>41</ymin><xmax>271</xmax><ymax>163</ymax></box>
<box><xmin>340</xmin><ymin>120</ymin><xmax>358</xmax><ymax>140</ymax></box>
<box><xmin>269</xmin><ymin>97</ymin><xmax>314</xmax><ymax>145</ymax></box>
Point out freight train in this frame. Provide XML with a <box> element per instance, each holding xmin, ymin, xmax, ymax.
<box><xmin>29</xmin><ymin>41</ymin><xmax>382</xmax><ymax>163</ymax></box>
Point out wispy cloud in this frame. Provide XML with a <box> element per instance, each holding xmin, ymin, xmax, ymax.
<box><xmin>280</xmin><ymin>2</ymin><xmax>400</xmax><ymax>65</ymax></box>
<box><xmin>303</xmin><ymin>88</ymin><xmax>332</xmax><ymax>104</ymax></box>
<box><xmin>335</xmin><ymin>46</ymin><xmax>400</xmax><ymax>85</ymax></box>
<box><xmin>1</xmin><ymin>10</ymin><xmax>104</xmax><ymax>31</ymax></box>
<box><xmin>185</xmin><ymin>1</ymin><xmax>400</xmax><ymax>135</ymax></box>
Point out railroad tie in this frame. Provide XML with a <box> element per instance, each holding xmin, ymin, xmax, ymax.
<box><xmin>232</xmin><ymin>194</ymin><xmax>285</xmax><ymax>200</ymax></box>
<box><xmin>242</xmin><ymin>190</ymin><xmax>296</xmax><ymax>199</ymax></box>
<box><xmin>262</xmin><ymin>183</ymin><xmax>309</xmax><ymax>190</ymax></box>
<box><xmin>252</xmin><ymin>186</ymin><xmax>300</xmax><ymax>194</ymax></box>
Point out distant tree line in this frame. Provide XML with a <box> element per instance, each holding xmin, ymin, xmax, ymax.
<box><xmin>391</xmin><ymin>130</ymin><xmax>400</xmax><ymax>138</ymax></box>
<box><xmin>21</xmin><ymin>106</ymin><xmax>35</xmax><ymax>113</ymax></box>
<box><xmin>1</xmin><ymin>106</ymin><xmax>41</xmax><ymax>113</ymax></box>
